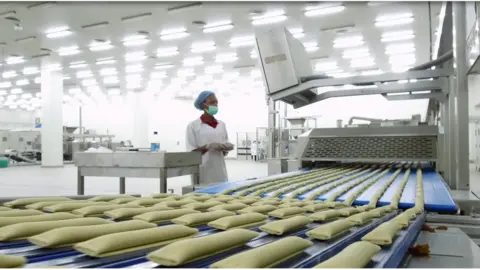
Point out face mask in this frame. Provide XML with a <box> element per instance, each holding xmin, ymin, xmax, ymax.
<box><xmin>206</xmin><ymin>106</ymin><xmax>218</xmax><ymax>115</ymax></box>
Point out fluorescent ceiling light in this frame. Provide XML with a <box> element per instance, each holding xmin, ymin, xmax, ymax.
<box><xmin>99</xmin><ymin>67</ymin><xmax>117</xmax><ymax>76</ymax></box>
<box><xmin>292</xmin><ymin>32</ymin><xmax>305</xmax><ymax>39</ymax></box>
<box><xmin>125</xmin><ymin>64</ymin><xmax>143</xmax><ymax>73</ymax></box>
<box><xmin>103</xmin><ymin>76</ymin><xmax>119</xmax><ymax>84</ymax></box>
<box><xmin>350</xmin><ymin>57</ymin><xmax>375</xmax><ymax>68</ymax></box>
<box><xmin>123</xmin><ymin>38</ymin><xmax>150</xmax><ymax>47</ymax></box>
<box><xmin>34</xmin><ymin>77</ymin><xmax>41</xmax><ymax>84</ymax></box>
<box><xmin>160</xmin><ymin>28</ymin><xmax>190</xmax><ymax>40</ymax></box>
<box><xmin>2</xmin><ymin>71</ymin><xmax>17</xmax><ymax>78</ymax></box>
<box><xmin>6</xmin><ymin>56</ymin><xmax>25</xmax><ymax>65</ymax></box>
<box><xmin>205</xmin><ymin>65</ymin><xmax>224</xmax><ymax>74</ymax></box>
<box><xmin>96</xmin><ymin>59</ymin><xmax>116</xmax><ymax>65</ymax></box>
<box><xmin>89</xmin><ymin>41</ymin><xmax>113</xmax><ymax>51</ymax></box>
<box><xmin>63</xmin><ymin>75</ymin><xmax>71</xmax><ymax>80</ymax></box>
<box><xmin>11</xmin><ymin>88</ymin><xmax>22</xmax><ymax>94</ymax></box>
<box><xmin>304</xmin><ymin>4</ymin><xmax>345</xmax><ymax>17</ymax></box>
<box><xmin>21</xmin><ymin>93</ymin><xmax>32</xmax><ymax>99</ymax></box>
<box><xmin>16</xmin><ymin>79</ymin><xmax>29</xmax><ymax>86</ymax></box>
<box><xmin>157</xmin><ymin>46</ymin><xmax>179</xmax><ymax>57</ymax></box>
<box><xmin>250</xmin><ymin>50</ymin><xmax>258</xmax><ymax>59</ymax></box>
<box><xmin>333</xmin><ymin>36</ymin><xmax>364</xmax><ymax>48</ymax></box>
<box><xmin>252</xmin><ymin>14</ymin><xmax>287</xmax><ymax>26</ymax></box>
<box><xmin>305</xmin><ymin>46</ymin><xmax>319</xmax><ymax>52</ymax></box>
<box><xmin>385</xmin><ymin>42</ymin><xmax>415</xmax><ymax>55</ymax></box>
<box><xmin>151</xmin><ymin>71</ymin><xmax>167</xmax><ymax>79</ymax></box>
<box><xmin>327</xmin><ymin>72</ymin><xmax>353</xmax><ymax>78</ymax></box>
<box><xmin>342</xmin><ymin>47</ymin><xmax>370</xmax><ymax>59</ymax></box>
<box><xmin>107</xmin><ymin>89</ymin><xmax>121</xmax><ymax>96</ymax></box>
<box><xmin>381</xmin><ymin>30</ymin><xmax>415</xmax><ymax>42</ymax></box>
<box><xmin>375</xmin><ymin>16</ymin><xmax>414</xmax><ymax>27</ymax></box>
<box><xmin>376</xmin><ymin>12</ymin><xmax>413</xmax><ymax>22</ymax></box>
<box><xmin>215</xmin><ymin>53</ymin><xmax>238</xmax><ymax>63</ymax></box>
<box><xmin>23</xmin><ymin>67</ymin><xmax>39</xmax><ymax>75</ymax></box>
<box><xmin>69</xmin><ymin>61</ymin><xmax>87</xmax><ymax>69</ymax></box>
<box><xmin>76</xmin><ymin>70</ymin><xmax>93</xmax><ymax>78</ymax></box>
<box><xmin>0</xmin><ymin>82</ymin><xmax>12</xmax><ymax>88</ymax></box>
<box><xmin>203</xmin><ymin>21</ymin><xmax>234</xmax><ymax>33</ymax></box>
<box><xmin>58</xmin><ymin>46</ymin><xmax>80</xmax><ymax>56</ymax></box>
<box><xmin>43</xmin><ymin>64</ymin><xmax>62</xmax><ymax>71</ymax></box>
<box><xmin>154</xmin><ymin>63</ymin><xmax>174</xmax><ymax>70</ymax></box>
<box><xmin>183</xmin><ymin>56</ymin><xmax>204</xmax><ymax>66</ymax></box>
<box><xmin>45</xmin><ymin>26</ymin><xmax>72</xmax><ymax>38</ymax></box>
<box><xmin>314</xmin><ymin>62</ymin><xmax>338</xmax><ymax>72</ymax></box>
<box><xmin>361</xmin><ymin>69</ymin><xmax>384</xmax><ymax>76</ymax></box>
<box><xmin>125</xmin><ymin>51</ymin><xmax>147</xmax><ymax>62</ymax></box>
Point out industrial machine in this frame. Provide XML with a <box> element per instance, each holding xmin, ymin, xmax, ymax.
<box><xmin>0</xmin><ymin>126</ymin><xmax>119</xmax><ymax>165</ymax></box>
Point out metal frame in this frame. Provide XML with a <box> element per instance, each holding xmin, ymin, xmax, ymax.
<box><xmin>74</xmin><ymin>152</ymin><xmax>201</xmax><ymax>195</ymax></box>
<box><xmin>257</xmin><ymin>2</ymin><xmax>471</xmax><ymax>191</ymax></box>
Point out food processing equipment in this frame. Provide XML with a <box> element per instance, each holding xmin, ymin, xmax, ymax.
<box><xmin>0</xmin><ymin>2</ymin><xmax>477</xmax><ymax>268</ymax></box>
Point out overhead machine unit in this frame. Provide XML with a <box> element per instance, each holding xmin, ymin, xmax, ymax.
<box><xmin>0</xmin><ymin>3</ymin><xmax>478</xmax><ymax>269</ymax></box>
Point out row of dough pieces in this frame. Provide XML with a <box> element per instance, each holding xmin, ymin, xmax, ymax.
<box><xmin>0</xmin><ymin>198</ymin><xmax>416</xmax><ymax>268</ymax></box>
<box><xmin>0</xmin><ymin>204</ymin><xmax>424</xmax><ymax>268</ymax></box>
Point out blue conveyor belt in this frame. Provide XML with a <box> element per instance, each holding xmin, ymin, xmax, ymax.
<box><xmin>196</xmin><ymin>167</ymin><xmax>457</xmax><ymax>212</ymax></box>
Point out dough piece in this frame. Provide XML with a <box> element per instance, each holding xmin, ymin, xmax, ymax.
<box><xmin>4</xmin><ymin>197</ymin><xmax>72</xmax><ymax>208</ymax></box>
<box><xmin>72</xmin><ymin>204</ymin><xmax>142</xmax><ymax>217</ymax></box>
<box><xmin>252</xmin><ymin>200</ymin><xmax>282</xmax><ymax>206</ymax></box>
<box><xmin>357</xmin><ymin>205</ymin><xmax>375</xmax><ymax>212</ymax></box>
<box><xmin>104</xmin><ymin>206</ymin><xmax>173</xmax><ymax>220</ymax></box>
<box><xmin>0</xmin><ymin>217</ymin><xmax>111</xmax><ymax>241</ymax></box>
<box><xmin>208</xmin><ymin>203</ymin><xmax>248</xmax><ymax>212</ymax></box>
<box><xmin>151</xmin><ymin>193</ymin><xmax>181</xmax><ymax>199</ymax></box>
<box><xmin>313</xmin><ymin>241</ymin><xmax>381</xmax><ymax>268</ymax></box>
<box><xmin>147</xmin><ymin>229</ymin><xmax>260</xmax><ymax>266</ymax></box>
<box><xmin>186</xmin><ymin>195</ymin><xmax>212</xmax><ymax>202</ymax></box>
<box><xmin>28</xmin><ymin>220</ymin><xmax>155</xmax><ymax>248</ymax></box>
<box><xmin>339</xmin><ymin>207</ymin><xmax>361</xmax><ymax>217</ymax></box>
<box><xmin>0</xmin><ymin>207</ymin><xmax>11</xmax><ymax>211</ymax></box>
<box><xmin>304</xmin><ymin>203</ymin><xmax>329</xmax><ymax>213</ymax></box>
<box><xmin>310</xmin><ymin>209</ymin><xmax>342</xmax><ymax>222</ymax></box>
<box><xmin>88</xmin><ymin>195</ymin><xmax>134</xmax><ymax>202</ymax></box>
<box><xmin>25</xmin><ymin>200</ymin><xmax>78</xmax><ymax>210</ymax></box>
<box><xmin>238</xmin><ymin>205</ymin><xmax>277</xmax><ymax>214</ymax></box>
<box><xmin>362</xmin><ymin>222</ymin><xmax>403</xmax><ymax>245</ymax></box>
<box><xmin>207</xmin><ymin>213</ymin><xmax>267</xmax><ymax>230</ymax></box>
<box><xmin>307</xmin><ymin>220</ymin><xmax>355</xmax><ymax>240</ymax></box>
<box><xmin>209</xmin><ymin>196</ymin><xmax>235</xmax><ymax>203</ymax></box>
<box><xmin>390</xmin><ymin>212</ymin><xmax>413</xmax><ymax>228</ymax></box>
<box><xmin>260</xmin><ymin>216</ymin><xmax>312</xmax><ymax>235</ymax></box>
<box><xmin>109</xmin><ymin>197</ymin><xmax>138</xmax><ymax>204</ymax></box>
<box><xmin>0</xmin><ymin>213</ymin><xmax>79</xmax><ymax>228</ymax></box>
<box><xmin>404</xmin><ymin>208</ymin><xmax>418</xmax><ymax>218</ymax></box>
<box><xmin>0</xmin><ymin>255</ymin><xmax>26</xmax><ymax>268</ymax></box>
<box><xmin>370</xmin><ymin>205</ymin><xmax>394</xmax><ymax>216</ymax></box>
<box><xmin>278</xmin><ymin>202</ymin><xmax>306</xmax><ymax>208</ymax></box>
<box><xmin>210</xmin><ymin>236</ymin><xmax>313</xmax><ymax>268</ymax></box>
<box><xmin>0</xmin><ymin>209</ymin><xmax>43</xmax><ymax>217</ymax></box>
<box><xmin>346</xmin><ymin>211</ymin><xmax>380</xmax><ymax>225</ymax></box>
<box><xmin>181</xmin><ymin>201</ymin><xmax>224</xmax><ymax>211</ymax></box>
<box><xmin>268</xmin><ymin>207</ymin><xmax>306</xmax><ymax>219</ymax></box>
<box><xmin>327</xmin><ymin>201</ymin><xmax>347</xmax><ymax>208</ymax></box>
<box><xmin>44</xmin><ymin>202</ymin><xmax>111</xmax><ymax>212</ymax></box>
<box><xmin>172</xmin><ymin>210</ymin><xmax>235</xmax><ymax>226</ymax></box>
<box><xmin>156</xmin><ymin>199</ymin><xmax>198</xmax><ymax>208</ymax></box>
<box><xmin>74</xmin><ymin>225</ymin><xmax>198</xmax><ymax>257</ymax></box>
<box><xmin>229</xmin><ymin>198</ymin><xmax>258</xmax><ymax>205</ymax></box>
<box><xmin>133</xmin><ymin>209</ymin><xmax>199</xmax><ymax>224</ymax></box>
<box><xmin>126</xmin><ymin>198</ymin><xmax>166</xmax><ymax>207</ymax></box>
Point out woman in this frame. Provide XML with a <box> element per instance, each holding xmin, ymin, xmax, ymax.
<box><xmin>185</xmin><ymin>91</ymin><xmax>234</xmax><ymax>185</ymax></box>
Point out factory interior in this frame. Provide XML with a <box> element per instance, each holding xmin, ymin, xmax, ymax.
<box><xmin>1</xmin><ymin>0</ymin><xmax>480</xmax><ymax>268</ymax></box>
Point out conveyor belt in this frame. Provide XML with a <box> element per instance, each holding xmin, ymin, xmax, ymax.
<box><xmin>196</xmin><ymin>164</ymin><xmax>456</xmax><ymax>213</ymax></box>
<box><xmin>0</xmin><ymin>164</ymin><xmax>450</xmax><ymax>268</ymax></box>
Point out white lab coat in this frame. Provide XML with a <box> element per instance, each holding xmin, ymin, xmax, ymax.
<box><xmin>251</xmin><ymin>142</ymin><xmax>258</xmax><ymax>156</ymax></box>
<box><xmin>186</xmin><ymin>118</ymin><xmax>229</xmax><ymax>185</ymax></box>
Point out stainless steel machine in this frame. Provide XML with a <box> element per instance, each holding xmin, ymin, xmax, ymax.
<box><xmin>251</xmin><ymin>2</ymin><xmax>480</xmax><ymax>266</ymax></box>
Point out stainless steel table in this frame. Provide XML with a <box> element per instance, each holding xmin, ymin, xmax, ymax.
<box><xmin>74</xmin><ymin>151</ymin><xmax>202</xmax><ymax>195</ymax></box>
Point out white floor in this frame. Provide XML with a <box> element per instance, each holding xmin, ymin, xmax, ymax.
<box><xmin>0</xmin><ymin>160</ymin><xmax>267</xmax><ymax>197</ymax></box>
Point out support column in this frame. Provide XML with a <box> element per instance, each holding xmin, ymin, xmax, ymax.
<box><xmin>443</xmin><ymin>101</ymin><xmax>451</xmax><ymax>186</ymax></box>
<box><xmin>132</xmin><ymin>91</ymin><xmax>149</xmax><ymax>148</ymax></box>
<box><xmin>40</xmin><ymin>58</ymin><xmax>63</xmax><ymax>167</ymax></box>
<box><xmin>267</xmin><ymin>97</ymin><xmax>276</xmax><ymax>160</ymax></box>
<box><xmin>453</xmin><ymin>2</ymin><xmax>470</xmax><ymax>190</ymax></box>
<box><xmin>448</xmin><ymin>77</ymin><xmax>457</xmax><ymax>189</ymax></box>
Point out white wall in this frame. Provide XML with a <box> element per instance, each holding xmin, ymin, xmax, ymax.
<box><xmin>0</xmin><ymin>109</ymin><xmax>35</xmax><ymax>130</ymax></box>
<box><xmin>61</xmin><ymin>91</ymin><xmax>430</xmax><ymax>156</ymax></box>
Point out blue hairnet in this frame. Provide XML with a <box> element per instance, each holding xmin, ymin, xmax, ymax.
<box><xmin>194</xmin><ymin>90</ymin><xmax>215</xmax><ymax>110</ymax></box>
